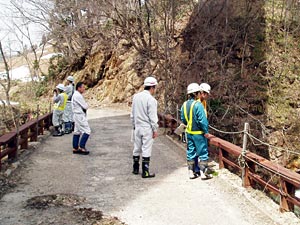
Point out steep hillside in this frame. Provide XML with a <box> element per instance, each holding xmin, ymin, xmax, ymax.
<box><xmin>70</xmin><ymin>0</ymin><xmax>271</xmax><ymax>158</ymax></box>
<box><xmin>264</xmin><ymin>0</ymin><xmax>300</xmax><ymax>167</ymax></box>
<box><xmin>178</xmin><ymin>1</ymin><xmax>268</xmax><ymax>154</ymax></box>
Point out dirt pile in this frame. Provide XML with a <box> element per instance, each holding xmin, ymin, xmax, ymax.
<box><xmin>24</xmin><ymin>194</ymin><xmax>125</xmax><ymax>225</ymax></box>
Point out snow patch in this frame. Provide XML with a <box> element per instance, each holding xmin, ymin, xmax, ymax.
<box><xmin>0</xmin><ymin>65</ymin><xmax>32</xmax><ymax>82</ymax></box>
<box><xmin>41</xmin><ymin>53</ymin><xmax>63</xmax><ymax>60</ymax></box>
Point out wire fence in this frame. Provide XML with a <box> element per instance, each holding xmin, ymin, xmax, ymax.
<box><xmin>171</xmin><ymin>103</ymin><xmax>300</xmax><ymax>158</ymax></box>
<box><xmin>161</xmin><ymin>109</ymin><xmax>300</xmax><ymax>212</ymax></box>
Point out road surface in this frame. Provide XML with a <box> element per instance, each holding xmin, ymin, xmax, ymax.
<box><xmin>0</xmin><ymin>108</ymin><xmax>299</xmax><ymax>225</ymax></box>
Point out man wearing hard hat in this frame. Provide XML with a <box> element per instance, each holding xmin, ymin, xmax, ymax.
<box><xmin>131</xmin><ymin>76</ymin><xmax>158</xmax><ymax>178</ymax></box>
<box><xmin>63</xmin><ymin>75</ymin><xmax>75</xmax><ymax>134</ymax></box>
<box><xmin>180</xmin><ymin>83</ymin><xmax>212</xmax><ymax>179</ymax></box>
<box><xmin>52</xmin><ymin>83</ymin><xmax>68</xmax><ymax>136</ymax></box>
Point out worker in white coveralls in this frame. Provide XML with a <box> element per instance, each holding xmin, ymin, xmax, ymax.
<box><xmin>63</xmin><ymin>75</ymin><xmax>75</xmax><ymax>134</ymax></box>
<box><xmin>131</xmin><ymin>76</ymin><xmax>158</xmax><ymax>178</ymax></box>
<box><xmin>72</xmin><ymin>82</ymin><xmax>91</xmax><ymax>155</ymax></box>
<box><xmin>180</xmin><ymin>83</ymin><xmax>212</xmax><ymax>179</ymax></box>
<box><xmin>52</xmin><ymin>83</ymin><xmax>67</xmax><ymax>137</ymax></box>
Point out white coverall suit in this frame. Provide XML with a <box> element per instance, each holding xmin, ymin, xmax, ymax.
<box><xmin>72</xmin><ymin>90</ymin><xmax>91</xmax><ymax>135</ymax></box>
<box><xmin>63</xmin><ymin>83</ymin><xmax>74</xmax><ymax>123</ymax></box>
<box><xmin>131</xmin><ymin>90</ymin><xmax>158</xmax><ymax>157</ymax></box>
<box><xmin>52</xmin><ymin>93</ymin><xmax>67</xmax><ymax>127</ymax></box>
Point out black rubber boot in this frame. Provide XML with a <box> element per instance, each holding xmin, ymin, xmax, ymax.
<box><xmin>142</xmin><ymin>157</ymin><xmax>155</xmax><ymax>178</ymax></box>
<box><xmin>59</xmin><ymin>124</ymin><xmax>65</xmax><ymax>135</ymax></box>
<box><xmin>53</xmin><ymin>126</ymin><xmax>63</xmax><ymax>136</ymax></box>
<box><xmin>199</xmin><ymin>160</ymin><xmax>213</xmax><ymax>180</ymax></box>
<box><xmin>187</xmin><ymin>160</ymin><xmax>198</xmax><ymax>179</ymax></box>
<box><xmin>132</xmin><ymin>156</ymin><xmax>140</xmax><ymax>175</ymax></box>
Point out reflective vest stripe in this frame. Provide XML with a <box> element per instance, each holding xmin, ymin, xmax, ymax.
<box><xmin>183</xmin><ymin>101</ymin><xmax>204</xmax><ymax>135</ymax></box>
<box><xmin>54</xmin><ymin>93</ymin><xmax>68</xmax><ymax>111</ymax></box>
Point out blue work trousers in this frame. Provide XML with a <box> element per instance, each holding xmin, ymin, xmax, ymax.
<box><xmin>186</xmin><ymin>133</ymin><xmax>209</xmax><ymax>161</ymax></box>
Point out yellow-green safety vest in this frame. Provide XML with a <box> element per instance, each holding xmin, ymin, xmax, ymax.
<box><xmin>54</xmin><ymin>93</ymin><xmax>68</xmax><ymax>111</ymax></box>
<box><xmin>183</xmin><ymin>101</ymin><xmax>204</xmax><ymax>135</ymax></box>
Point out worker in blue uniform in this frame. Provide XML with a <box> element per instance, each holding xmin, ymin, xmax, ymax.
<box><xmin>180</xmin><ymin>83</ymin><xmax>212</xmax><ymax>179</ymax></box>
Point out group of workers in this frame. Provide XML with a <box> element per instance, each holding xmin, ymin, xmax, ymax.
<box><xmin>51</xmin><ymin>74</ymin><xmax>212</xmax><ymax>178</ymax></box>
<box><xmin>52</xmin><ymin>76</ymin><xmax>91</xmax><ymax>155</ymax></box>
<box><xmin>131</xmin><ymin>76</ymin><xmax>212</xmax><ymax>179</ymax></box>
<box><xmin>52</xmin><ymin>76</ymin><xmax>75</xmax><ymax>136</ymax></box>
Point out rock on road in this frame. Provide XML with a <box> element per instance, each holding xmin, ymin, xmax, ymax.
<box><xmin>0</xmin><ymin>108</ymin><xmax>299</xmax><ymax>225</ymax></box>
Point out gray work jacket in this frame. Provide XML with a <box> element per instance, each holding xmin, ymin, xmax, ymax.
<box><xmin>130</xmin><ymin>90</ymin><xmax>158</xmax><ymax>132</ymax></box>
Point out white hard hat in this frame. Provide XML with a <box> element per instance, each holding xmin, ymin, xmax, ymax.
<box><xmin>187</xmin><ymin>83</ymin><xmax>201</xmax><ymax>94</ymax></box>
<box><xmin>56</xmin><ymin>83</ymin><xmax>65</xmax><ymax>91</ymax></box>
<box><xmin>67</xmin><ymin>76</ymin><xmax>74</xmax><ymax>82</ymax></box>
<box><xmin>144</xmin><ymin>76</ymin><xmax>158</xmax><ymax>86</ymax></box>
<box><xmin>199</xmin><ymin>83</ymin><xmax>211</xmax><ymax>94</ymax></box>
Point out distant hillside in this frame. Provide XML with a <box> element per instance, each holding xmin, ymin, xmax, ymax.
<box><xmin>0</xmin><ymin>44</ymin><xmax>58</xmax><ymax>81</ymax></box>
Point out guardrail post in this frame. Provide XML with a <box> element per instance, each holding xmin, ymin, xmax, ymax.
<box><xmin>7</xmin><ymin>134</ymin><xmax>18</xmax><ymax>161</ymax></box>
<box><xmin>218</xmin><ymin>147</ymin><xmax>225</xmax><ymax>169</ymax></box>
<box><xmin>47</xmin><ymin>113</ymin><xmax>52</xmax><ymax>130</ymax></box>
<box><xmin>29</xmin><ymin>106</ymin><xmax>38</xmax><ymax>142</ymax></box>
<box><xmin>13</xmin><ymin>112</ymin><xmax>20</xmax><ymax>160</ymax></box>
<box><xmin>20</xmin><ymin>128</ymin><xmax>29</xmax><ymax>149</ymax></box>
<box><xmin>36</xmin><ymin>104</ymin><xmax>41</xmax><ymax>135</ymax></box>
<box><xmin>242</xmin><ymin>122</ymin><xmax>250</xmax><ymax>187</ymax></box>
<box><xmin>279</xmin><ymin>179</ymin><xmax>294</xmax><ymax>212</ymax></box>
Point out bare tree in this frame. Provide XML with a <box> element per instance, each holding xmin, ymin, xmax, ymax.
<box><xmin>0</xmin><ymin>42</ymin><xmax>11</xmax><ymax>105</ymax></box>
<box><xmin>0</xmin><ymin>41</ymin><xmax>17</xmax><ymax>129</ymax></box>
<box><xmin>4</xmin><ymin>20</ymin><xmax>47</xmax><ymax>82</ymax></box>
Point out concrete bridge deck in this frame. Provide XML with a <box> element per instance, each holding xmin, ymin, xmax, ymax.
<box><xmin>0</xmin><ymin>108</ymin><xmax>299</xmax><ymax>225</ymax></box>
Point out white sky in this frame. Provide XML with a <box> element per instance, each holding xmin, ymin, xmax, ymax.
<box><xmin>0</xmin><ymin>0</ymin><xmax>53</xmax><ymax>81</ymax></box>
<box><xmin>0</xmin><ymin>0</ymin><xmax>46</xmax><ymax>54</ymax></box>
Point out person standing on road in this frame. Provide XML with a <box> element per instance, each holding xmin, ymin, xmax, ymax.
<box><xmin>197</xmin><ymin>82</ymin><xmax>215</xmax><ymax>169</ymax></box>
<box><xmin>63</xmin><ymin>75</ymin><xmax>75</xmax><ymax>134</ymax></box>
<box><xmin>131</xmin><ymin>76</ymin><xmax>158</xmax><ymax>178</ymax></box>
<box><xmin>72</xmin><ymin>82</ymin><xmax>91</xmax><ymax>155</ymax></box>
<box><xmin>52</xmin><ymin>83</ymin><xmax>67</xmax><ymax>137</ymax></box>
<box><xmin>180</xmin><ymin>83</ymin><xmax>212</xmax><ymax>180</ymax></box>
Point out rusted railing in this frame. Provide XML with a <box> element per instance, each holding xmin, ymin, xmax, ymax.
<box><xmin>0</xmin><ymin>112</ymin><xmax>53</xmax><ymax>170</ymax></box>
<box><xmin>158</xmin><ymin>113</ymin><xmax>300</xmax><ymax>213</ymax></box>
